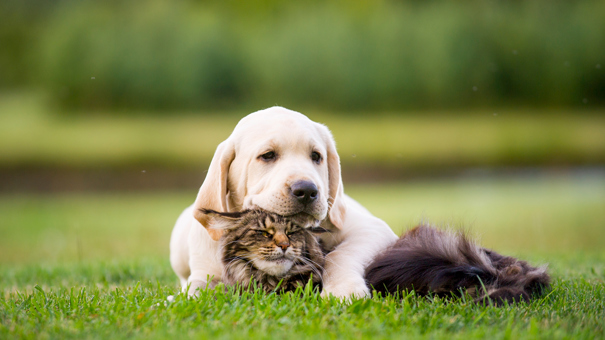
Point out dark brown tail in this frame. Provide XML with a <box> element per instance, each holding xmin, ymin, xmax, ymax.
<box><xmin>365</xmin><ymin>226</ymin><xmax>550</xmax><ymax>305</ymax></box>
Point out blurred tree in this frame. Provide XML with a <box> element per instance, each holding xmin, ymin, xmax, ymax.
<box><xmin>1</xmin><ymin>0</ymin><xmax>603</xmax><ymax>113</ymax></box>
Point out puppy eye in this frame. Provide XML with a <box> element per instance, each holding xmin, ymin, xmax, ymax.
<box><xmin>311</xmin><ymin>151</ymin><xmax>322</xmax><ymax>163</ymax></box>
<box><xmin>259</xmin><ymin>151</ymin><xmax>276</xmax><ymax>161</ymax></box>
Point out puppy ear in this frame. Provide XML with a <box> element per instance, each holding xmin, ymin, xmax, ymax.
<box><xmin>322</xmin><ymin>125</ymin><xmax>347</xmax><ymax>229</ymax></box>
<box><xmin>193</xmin><ymin>140</ymin><xmax>236</xmax><ymax>241</ymax></box>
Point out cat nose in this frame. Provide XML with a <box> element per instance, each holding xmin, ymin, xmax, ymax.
<box><xmin>290</xmin><ymin>180</ymin><xmax>318</xmax><ymax>205</ymax></box>
<box><xmin>274</xmin><ymin>233</ymin><xmax>289</xmax><ymax>251</ymax></box>
<box><xmin>276</xmin><ymin>240</ymin><xmax>290</xmax><ymax>251</ymax></box>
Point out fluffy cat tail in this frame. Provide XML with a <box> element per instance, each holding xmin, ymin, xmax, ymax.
<box><xmin>364</xmin><ymin>225</ymin><xmax>550</xmax><ymax>305</ymax></box>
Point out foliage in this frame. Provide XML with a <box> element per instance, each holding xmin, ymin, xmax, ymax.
<box><xmin>1</xmin><ymin>0</ymin><xmax>604</xmax><ymax>112</ymax></box>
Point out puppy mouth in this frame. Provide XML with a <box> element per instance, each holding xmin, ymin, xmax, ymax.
<box><xmin>295</xmin><ymin>203</ymin><xmax>325</xmax><ymax>219</ymax></box>
<box><xmin>271</xmin><ymin>204</ymin><xmax>323</xmax><ymax>219</ymax></box>
<box><xmin>245</xmin><ymin>200</ymin><xmax>325</xmax><ymax>222</ymax></box>
<box><xmin>285</xmin><ymin>211</ymin><xmax>322</xmax><ymax>226</ymax></box>
<box><xmin>285</xmin><ymin>210</ymin><xmax>312</xmax><ymax>218</ymax></box>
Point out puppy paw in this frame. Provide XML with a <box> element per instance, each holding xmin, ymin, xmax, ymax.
<box><xmin>321</xmin><ymin>278</ymin><xmax>370</xmax><ymax>299</ymax></box>
<box><xmin>185</xmin><ymin>280</ymin><xmax>211</xmax><ymax>297</ymax></box>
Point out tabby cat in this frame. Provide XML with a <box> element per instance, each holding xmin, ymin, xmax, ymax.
<box><xmin>200</xmin><ymin>209</ymin><xmax>327</xmax><ymax>293</ymax></box>
<box><xmin>201</xmin><ymin>208</ymin><xmax>550</xmax><ymax>304</ymax></box>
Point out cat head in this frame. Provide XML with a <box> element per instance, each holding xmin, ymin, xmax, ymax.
<box><xmin>198</xmin><ymin>209</ymin><xmax>325</xmax><ymax>277</ymax></box>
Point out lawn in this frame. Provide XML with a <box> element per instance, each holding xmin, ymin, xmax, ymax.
<box><xmin>1</xmin><ymin>172</ymin><xmax>604</xmax><ymax>339</ymax></box>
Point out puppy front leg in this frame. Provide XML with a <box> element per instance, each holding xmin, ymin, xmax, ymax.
<box><xmin>186</xmin><ymin>272</ymin><xmax>220</xmax><ymax>296</ymax></box>
<box><xmin>186</xmin><ymin>224</ymin><xmax>223</xmax><ymax>296</ymax></box>
<box><xmin>321</xmin><ymin>247</ymin><xmax>370</xmax><ymax>299</ymax></box>
<box><xmin>321</xmin><ymin>213</ymin><xmax>397</xmax><ymax>299</ymax></box>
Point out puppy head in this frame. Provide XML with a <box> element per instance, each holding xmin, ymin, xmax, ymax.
<box><xmin>193</xmin><ymin>107</ymin><xmax>346</xmax><ymax>241</ymax></box>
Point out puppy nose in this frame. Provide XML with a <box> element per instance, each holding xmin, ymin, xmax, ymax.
<box><xmin>290</xmin><ymin>180</ymin><xmax>318</xmax><ymax>205</ymax></box>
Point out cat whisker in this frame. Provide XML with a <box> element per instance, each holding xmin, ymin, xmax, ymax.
<box><xmin>293</xmin><ymin>256</ymin><xmax>325</xmax><ymax>285</ymax></box>
<box><xmin>216</xmin><ymin>240</ymin><xmax>242</xmax><ymax>257</ymax></box>
<box><xmin>321</xmin><ymin>256</ymin><xmax>348</xmax><ymax>272</ymax></box>
<box><xmin>223</xmin><ymin>256</ymin><xmax>246</xmax><ymax>275</ymax></box>
<box><xmin>293</xmin><ymin>255</ymin><xmax>324</xmax><ymax>274</ymax></box>
<box><xmin>223</xmin><ymin>255</ymin><xmax>251</xmax><ymax>274</ymax></box>
<box><xmin>295</xmin><ymin>261</ymin><xmax>323</xmax><ymax>280</ymax></box>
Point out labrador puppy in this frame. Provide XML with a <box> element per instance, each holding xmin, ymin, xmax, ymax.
<box><xmin>169</xmin><ymin>107</ymin><xmax>397</xmax><ymax>298</ymax></box>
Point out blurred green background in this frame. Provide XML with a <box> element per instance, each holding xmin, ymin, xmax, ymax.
<box><xmin>0</xmin><ymin>0</ymin><xmax>604</xmax><ymax>265</ymax></box>
<box><xmin>1</xmin><ymin>0</ymin><xmax>604</xmax><ymax>111</ymax></box>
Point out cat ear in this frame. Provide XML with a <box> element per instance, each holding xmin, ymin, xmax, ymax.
<box><xmin>197</xmin><ymin>209</ymin><xmax>245</xmax><ymax>234</ymax></box>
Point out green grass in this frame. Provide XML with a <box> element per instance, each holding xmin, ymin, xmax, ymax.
<box><xmin>1</xmin><ymin>93</ymin><xmax>604</xmax><ymax>170</ymax></box>
<box><xmin>1</xmin><ymin>269</ymin><xmax>603</xmax><ymax>340</ymax></box>
<box><xmin>1</xmin><ymin>173</ymin><xmax>604</xmax><ymax>338</ymax></box>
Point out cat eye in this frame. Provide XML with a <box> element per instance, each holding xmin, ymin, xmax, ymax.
<box><xmin>311</xmin><ymin>151</ymin><xmax>322</xmax><ymax>164</ymax></box>
<box><xmin>259</xmin><ymin>151</ymin><xmax>276</xmax><ymax>162</ymax></box>
<box><xmin>255</xmin><ymin>230</ymin><xmax>267</xmax><ymax>236</ymax></box>
<box><xmin>261</xmin><ymin>231</ymin><xmax>271</xmax><ymax>238</ymax></box>
<box><xmin>309</xmin><ymin>226</ymin><xmax>330</xmax><ymax>234</ymax></box>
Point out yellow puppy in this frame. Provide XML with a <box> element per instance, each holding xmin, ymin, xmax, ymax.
<box><xmin>169</xmin><ymin>107</ymin><xmax>397</xmax><ymax>298</ymax></box>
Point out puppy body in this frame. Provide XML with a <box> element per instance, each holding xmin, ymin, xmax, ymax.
<box><xmin>170</xmin><ymin>107</ymin><xmax>397</xmax><ymax>297</ymax></box>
